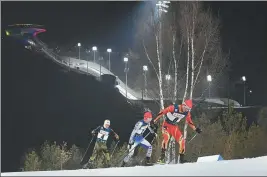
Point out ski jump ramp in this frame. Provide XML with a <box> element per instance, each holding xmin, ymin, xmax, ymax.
<box><xmin>6</xmin><ymin>24</ymin><xmax>240</xmax><ymax>106</ymax></box>
<box><xmin>2</xmin><ymin>156</ymin><xmax>267</xmax><ymax>176</ymax></box>
<box><xmin>40</xmin><ymin>44</ymin><xmax>241</xmax><ymax>107</ymax></box>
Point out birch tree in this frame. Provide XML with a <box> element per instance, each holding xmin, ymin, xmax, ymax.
<box><xmin>179</xmin><ymin>2</ymin><xmax>228</xmax><ymax>100</ymax></box>
<box><xmin>169</xmin><ymin>1</ymin><xmax>228</xmax><ymax>162</ymax></box>
<box><xmin>132</xmin><ymin>2</ymin><xmax>170</xmax><ymax>110</ymax></box>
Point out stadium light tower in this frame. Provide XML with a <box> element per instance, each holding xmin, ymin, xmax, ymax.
<box><xmin>92</xmin><ymin>46</ymin><xmax>97</xmax><ymax>63</ymax></box>
<box><xmin>77</xmin><ymin>43</ymin><xmax>81</xmax><ymax>60</ymax></box>
<box><xmin>107</xmin><ymin>48</ymin><xmax>112</xmax><ymax>71</ymax></box>
<box><xmin>207</xmin><ymin>75</ymin><xmax>212</xmax><ymax>99</ymax></box>
<box><xmin>142</xmin><ymin>65</ymin><xmax>148</xmax><ymax>100</ymax></box>
<box><xmin>156</xmin><ymin>1</ymin><xmax>170</xmax><ymax>88</ymax></box>
<box><xmin>124</xmin><ymin>57</ymin><xmax>129</xmax><ymax>99</ymax></box>
<box><xmin>242</xmin><ymin>76</ymin><xmax>246</xmax><ymax>106</ymax></box>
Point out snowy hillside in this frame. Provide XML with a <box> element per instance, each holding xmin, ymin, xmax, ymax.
<box><xmin>2</xmin><ymin>156</ymin><xmax>267</xmax><ymax>176</ymax></box>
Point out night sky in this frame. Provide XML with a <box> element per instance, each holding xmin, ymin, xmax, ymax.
<box><xmin>2</xmin><ymin>1</ymin><xmax>267</xmax><ymax>172</ymax></box>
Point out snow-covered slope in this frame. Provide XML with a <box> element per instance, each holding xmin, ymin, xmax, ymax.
<box><xmin>2</xmin><ymin>156</ymin><xmax>267</xmax><ymax>176</ymax></box>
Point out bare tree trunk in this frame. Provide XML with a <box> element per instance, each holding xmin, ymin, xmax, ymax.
<box><xmin>183</xmin><ymin>29</ymin><xmax>190</xmax><ymax>101</ymax></box>
<box><xmin>172</xmin><ymin>33</ymin><xmax>178</xmax><ymax>103</ymax></box>
<box><xmin>193</xmin><ymin>39</ymin><xmax>208</xmax><ymax>89</ymax></box>
<box><xmin>190</xmin><ymin>14</ymin><xmax>195</xmax><ymax>99</ymax></box>
<box><xmin>156</xmin><ymin>16</ymin><xmax>165</xmax><ymax>110</ymax></box>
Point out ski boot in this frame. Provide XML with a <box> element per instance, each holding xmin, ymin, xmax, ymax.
<box><xmin>144</xmin><ymin>157</ymin><xmax>153</xmax><ymax>166</ymax></box>
<box><xmin>82</xmin><ymin>163</ymin><xmax>88</xmax><ymax>169</ymax></box>
<box><xmin>157</xmin><ymin>149</ymin><xmax>166</xmax><ymax>164</ymax></box>
<box><xmin>178</xmin><ymin>154</ymin><xmax>186</xmax><ymax>164</ymax></box>
<box><xmin>121</xmin><ymin>160</ymin><xmax>127</xmax><ymax>167</ymax></box>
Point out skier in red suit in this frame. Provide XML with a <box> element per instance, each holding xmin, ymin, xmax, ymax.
<box><xmin>152</xmin><ymin>99</ymin><xmax>202</xmax><ymax>163</ymax></box>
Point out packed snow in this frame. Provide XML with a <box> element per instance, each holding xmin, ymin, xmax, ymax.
<box><xmin>2</xmin><ymin>156</ymin><xmax>267</xmax><ymax>176</ymax></box>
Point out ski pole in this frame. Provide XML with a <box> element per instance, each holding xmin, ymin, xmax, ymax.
<box><xmin>187</xmin><ymin>133</ymin><xmax>198</xmax><ymax>144</ymax></box>
<box><xmin>111</xmin><ymin>140</ymin><xmax>120</xmax><ymax>157</ymax></box>
<box><xmin>80</xmin><ymin>134</ymin><xmax>95</xmax><ymax>163</ymax></box>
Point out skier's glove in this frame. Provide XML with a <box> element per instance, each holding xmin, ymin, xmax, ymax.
<box><xmin>195</xmin><ymin>127</ymin><xmax>202</xmax><ymax>134</ymax></box>
<box><xmin>115</xmin><ymin>134</ymin><xmax>119</xmax><ymax>140</ymax></box>
<box><xmin>91</xmin><ymin>130</ymin><xmax>96</xmax><ymax>136</ymax></box>
<box><xmin>128</xmin><ymin>141</ymin><xmax>134</xmax><ymax>149</ymax></box>
<box><xmin>150</xmin><ymin>122</ymin><xmax>158</xmax><ymax>131</ymax></box>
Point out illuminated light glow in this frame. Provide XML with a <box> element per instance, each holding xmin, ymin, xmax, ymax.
<box><xmin>78</xmin><ymin>43</ymin><xmax>81</xmax><ymax>47</ymax></box>
<box><xmin>5</xmin><ymin>31</ymin><xmax>10</xmax><ymax>36</ymax></box>
<box><xmin>107</xmin><ymin>48</ymin><xmax>112</xmax><ymax>53</ymax></box>
<box><xmin>143</xmin><ymin>65</ymin><xmax>148</xmax><ymax>71</ymax></box>
<box><xmin>124</xmin><ymin>57</ymin><xmax>128</xmax><ymax>62</ymax></box>
<box><xmin>165</xmin><ymin>74</ymin><xmax>171</xmax><ymax>80</ymax></box>
<box><xmin>207</xmin><ymin>75</ymin><xmax>212</xmax><ymax>82</ymax></box>
<box><xmin>242</xmin><ymin>76</ymin><xmax>246</xmax><ymax>82</ymax></box>
<box><xmin>92</xmin><ymin>46</ymin><xmax>97</xmax><ymax>51</ymax></box>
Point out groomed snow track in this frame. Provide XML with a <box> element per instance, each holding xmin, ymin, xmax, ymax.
<box><xmin>2</xmin><ymin>156</ymin><xmax>267</xmax><ymax>176</ymax></box>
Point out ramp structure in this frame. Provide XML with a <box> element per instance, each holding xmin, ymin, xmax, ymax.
<box><xmin>5</xmin><ymin>24</ymin><xmax>242</xmax><ymax>107</ymax></box>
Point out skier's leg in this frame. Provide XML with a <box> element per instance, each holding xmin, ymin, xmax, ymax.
<box><xmin>89</xmin><ymin>142</ymin><xmax>100</xmax><ymax>162</ymax></box>
<box><xmin>158</xmin><ymin>124</ymin><xmax>171</xmax><ymax>163</ymax></box>
<box><xmin>102</xmin><ymin>144</ymin><xmax>111</xmax><ymax>167</ymax></box>
<box><xmin>171</xmin><ymin>125</ymin><xmax>186</xmax><ymax>163</ymax></box>
<box><xmin>162</xmin><ymin>126</ymin><xmax>170</xmax><ymax>150</ymax></box>
<box><xmin>139</xmin><ymin>138</ymin><xmax>152</xmax><ymax>165</ymax></box>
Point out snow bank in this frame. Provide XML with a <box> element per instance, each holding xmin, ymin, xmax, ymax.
<box><xmin>2</xmin><ymin>156</ymin><xmax>267</xmax><ymax>176</ymax></box>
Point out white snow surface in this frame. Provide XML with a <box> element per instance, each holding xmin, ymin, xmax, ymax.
<box><xmin>2</xmin><ymin>156</ymin><xmax>267</xmax><ymax>176</ymax></box>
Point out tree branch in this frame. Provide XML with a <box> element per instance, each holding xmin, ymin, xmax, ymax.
<box><xmin>142</xmin><ymin>39</ymin><xmax>160</xmax><ymax>80</ymax></box>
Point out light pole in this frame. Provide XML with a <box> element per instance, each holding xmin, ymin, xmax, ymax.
<box><xmin>107</xmin><ymin>48</ymin><xmax>112</xmax><ymax>71</ymax></box>
<box><xmin>156</xmin><ymin>1</ymin><xmax>170</xmax><ymax>76</ymax></box>
<box><xmin>99</xmin><ymin>56</ymin><xmax>103</xmax><ymax>77</ymax></box>
<box><xmin>77</xmin><ymin>43</ymin><xmax>81</xmax><ymax>60</ymax></box>
<box><xmin>124</xmin><ymin>57</ymin><xmax>129</xmax><ymax>99</ymax></box>
<box><xmin>242</xmin><ymin>76</ymin><xmax>246</xmax><ymax>106</ymax></box>
<box><xmin>85</xmin><ymin>49</ymin><xmax>90</xmax><ymax>75</ymax></box>
<box><xmin>92</xmin><ymin>46</ymin><xmax>97</xmax><ymax>63</ymax></box>
<box><xmin>143</xmin><ymin>65</ymin><xmax>148</xmax><ymax>100</ymax></box>
<box><xmin>207</xmin><ymin>75</ymin><xmax>212</xmax><ymax>99</ymax></box>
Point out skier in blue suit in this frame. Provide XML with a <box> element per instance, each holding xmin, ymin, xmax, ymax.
<box><xmin>122</xmin><ymin>111</ymin><xmax>157</xmax><ymax>166</ymax></box>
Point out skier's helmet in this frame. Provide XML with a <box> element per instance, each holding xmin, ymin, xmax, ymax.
<box><xmin>144</xmin><ymin>111</ymin><xmax>152</xmax><ymax>123</ymax></box>
<box><xmin>182</xmin><ymin>99</ymin><xmax>193</xmax><ymax>112</ymax></box>
<box><xmin>103</xmin><ymin>119</ymin><xmax>110</xmax><ymax>128</ymax></box>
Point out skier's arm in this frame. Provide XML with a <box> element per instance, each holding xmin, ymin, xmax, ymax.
<box><xmin>153</xmin><ymin>105</ymin><xmax>175</xmax><ymax>123</ymax></box>
<box><xmin>186</xmin><ymin>112</ymin><xmax>201</xmax><ymax>133</ymax></box>
<box><xmin>129</xmin><ymin>121</ymin><xmax>142</xmax><ymax>144</ymax></box>
<box><xmin>111</xmin><ymin>128</ymin><xmax>119</xmax><ymax>140</ymax></box>
<box><xmin>91</xmin><ymin>126</ymin><xmax>101</xmax><ymax>134</ymax></box>
<box><xmin>185</xmin><ymin>112</ymin><xmax>196</xmax><ymax>130</ymax></box>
